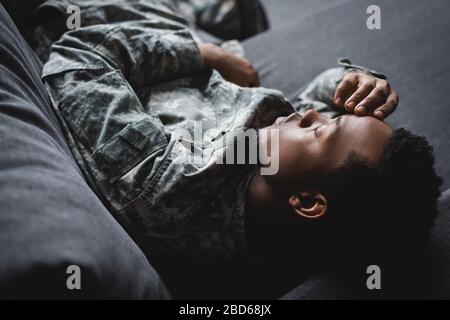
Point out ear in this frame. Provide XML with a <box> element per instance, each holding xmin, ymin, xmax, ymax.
<box><xmin>288</xmin><ymin>192</ymin><xmax>328</xmax><ymax>220</ymax></box>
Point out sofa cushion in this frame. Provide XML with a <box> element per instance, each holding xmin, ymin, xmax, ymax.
<box><xmin>0</xmin><ymin>3</ymin><xmax>169</xmax><ymax>299</ymax></box>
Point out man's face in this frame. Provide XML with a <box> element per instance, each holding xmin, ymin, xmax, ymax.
<box><xmin>262</xmin><ymin>109</ymin><xmax>393</xmax><ymax>190</ymax></box>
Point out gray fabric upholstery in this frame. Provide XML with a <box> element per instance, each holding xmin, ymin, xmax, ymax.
<box><xmin>280</xmin><ymin>275</ymin><xmax>350</xmax><ymax>300</ymax></box>
<box><xmin>246</xmin><ymin>0</ymin><xmax>450</xmax><ymax>189</ymax></box>
<box><xmin>0</xmin><ymin>4</ymin><xmax>170</xmax><ymax>299</ymax></box>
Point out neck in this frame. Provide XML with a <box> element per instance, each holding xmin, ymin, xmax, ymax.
<box><xmin>245</xmin><ymin>172</ymin><xmax>282</xmax><ymax>254</ymax></box>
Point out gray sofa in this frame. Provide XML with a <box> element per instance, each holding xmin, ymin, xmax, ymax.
<box><xmin>0</xmin><ymin>3</ymin><xmax>169</xmax><ymax>299</ymax></box>
<box><xmin>0</xmin><ymin>0</ymin><xmax>449</xmax><ymax>299</ymax></box>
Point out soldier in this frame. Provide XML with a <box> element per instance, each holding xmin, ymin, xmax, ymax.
<box><xmin>31</xmin><ymin>0</ymin><xmax>441</xmax><ymax>296</ymax></box>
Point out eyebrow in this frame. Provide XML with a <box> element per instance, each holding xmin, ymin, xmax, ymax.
<box><xmin>335</xmin><ymin>116</ymin><xmax>342</xmax><ymax>130</ymax></box>
<box><xmin>331</xmin><ymin>116</ymin><xmax>342</xmax><ymax>137</ymax></box>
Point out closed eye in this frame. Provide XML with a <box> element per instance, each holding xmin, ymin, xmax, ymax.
<box><xmin>313</xmin><ymin>125</ymin><xmax>322</xmax><ymax>139</ymax></box>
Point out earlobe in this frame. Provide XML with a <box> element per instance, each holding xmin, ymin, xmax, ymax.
<box><xmin>288</xmin><ymin>192</ymin><xmax>328</xmax><ymax>220</ymax></box>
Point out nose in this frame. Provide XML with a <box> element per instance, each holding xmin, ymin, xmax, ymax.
<box><xmin>299</xmin><ymin>109</ymin><xmax>322</xmax><ymax>128</ymax></box>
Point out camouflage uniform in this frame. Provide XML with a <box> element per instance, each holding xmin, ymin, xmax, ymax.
<box><xmin>40</xmin><ymin>1</ymin><xmax>378</xmax><ymax>267</ymax></box>
<box><xmin>22</xmin><ymin>0</ymin><xmax>268</xmax><ymax>62</ymax></box>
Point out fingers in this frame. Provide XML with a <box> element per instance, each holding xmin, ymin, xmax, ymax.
<box><xmin>343</xmin><ymin>76</ymin><xmax>397</xmax><ymax>119</ymax></box>
<box><xmin>353</xmin><ymin>86</ymin><xmax>388</xmax><ymax>116</ymax></box>
<box><xmin>244</xmin><ymin>58</ymin><xmax>260</xmax><ymax>87</ymax></box>
<box><xmin>249</xmin><ymin>69</ymin><xmax>261</xmax><ymax>87</ymax></box>
<box><xmin>334</xmin><ymin>75</ymin><xmax>358</xmax><ymax>107</ymax></box>
<box><xmin>236</xmin><ymin>69</ymin><xmax>259</xmax><ymax>87</ymax></box>
<box><xmin>335</xmin><ymin>72</ymin><xmax>399</xmax><ymax>119</ymax></box>
<box><xmin>237</xmin><ymin>58</ymin><xmax>260</xmax><ymax>87</ymax></box>
<box><xmin>354</xmin><ymin>78</ymin><xmax>394</xmax><ymax>117</ymax></box>
<box><xmin>344</xmin><ymin>80</ymin><xmax>376</xmax><ymax>112</ymax></box>
<box><xmin>373</xmin><ymin>90</ymin><xmax>399</xmax><ymax>120</ymax></box>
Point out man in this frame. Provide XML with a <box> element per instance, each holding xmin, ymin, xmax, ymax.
<box><xmin>36</xmin><ymin>0</ymin><xmax>441</xmax><ymax>296</ymax></box>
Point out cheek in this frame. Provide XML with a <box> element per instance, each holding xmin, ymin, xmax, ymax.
<box><xmin>277</xmin><ymin>133</ymin><xmax>323</xmax><ymax>179</ymax></box>
<box><xmin>322</xmin><ymin>138</ymin><xmax>352</xmax><ymax>169</ymax></box>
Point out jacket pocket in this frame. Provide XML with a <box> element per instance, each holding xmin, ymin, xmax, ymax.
<box><xmin>92</xmin><ymin>116</ymin><xmax>168</xmax><ymax>183</ymax></box>
<box><xmin>44</xmin><ymin>67</ymin><xmax>169</xmax><ymax>183</ymax></box>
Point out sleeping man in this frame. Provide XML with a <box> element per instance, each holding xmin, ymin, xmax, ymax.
<box><xmin>37</xmin><ymin>0</ymin><xmax>442</xmax><ymax>296</ymax></box>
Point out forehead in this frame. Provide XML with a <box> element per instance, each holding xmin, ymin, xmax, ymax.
<box><xmin>340</xmin><ymin>114</ymin><xmax>392</xmax><ymax>131</ymax></box>
<box><xmin>332</xmin><ymin>115</ymin><xmax>393</xmax><ymax>165</ymax></box>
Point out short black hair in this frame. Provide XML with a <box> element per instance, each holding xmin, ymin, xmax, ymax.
<box><xmin>320</xmin><ymin>128</ymin><xmax>442</xmax><ymax>265</ymax></box>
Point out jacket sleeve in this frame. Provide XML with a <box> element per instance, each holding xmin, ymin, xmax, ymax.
<box><xmin>44</xmin><ymin>20</ymin><xmax>204</xmax><ymax>87</ymax></box>
<box><xmin>42</xmin><ymin>21</ymin><xmax>203</xmax><ymax>182</ymax></box>
<box><xmin>294</xmin><ymin>67</ymin><xmax>348</xmax><ymax>119</ymax></box>
<box><xmin>170</xmin><ymin>0</ymin><xmax>269</xmax><ymax>40</ymax></box>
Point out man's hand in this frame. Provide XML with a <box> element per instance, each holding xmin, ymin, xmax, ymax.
<box><xmin>334</xmin><ymin>71</ymin><xmax>399</xmax><ymax>120</ymax></box>
<box><xmin>199</xmin><ymin>43</ymin><xmax>260</xmax><ymax>87</ymax></box>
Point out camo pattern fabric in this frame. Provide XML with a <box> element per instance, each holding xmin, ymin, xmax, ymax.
<box><xmin>21</xmin><ymin>0</ymin><xmax>267</xmax><ymax>62</ymax></box>
<box><xmin>173</xmin><ymin>0</ymin><xmax>269</xmax><ymax>40</ymax></box>
<box><xmin>40</xmin><ymin>1</ymin><xmax>354</xmax><ymax>268</ymax></box>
